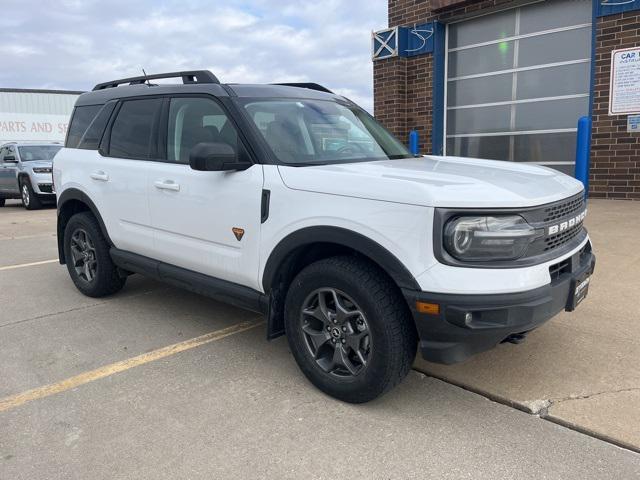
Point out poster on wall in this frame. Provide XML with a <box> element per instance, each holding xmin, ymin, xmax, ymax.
<box><xmin>609</xmin><ymin>46</ymin><xmax>640</xmax><ymax>115</ymax></box>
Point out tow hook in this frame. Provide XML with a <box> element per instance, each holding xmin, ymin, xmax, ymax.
<box><xmin>501</xmin><ymin>332</ymin><xmax>528</xmax><ymax>345</ymax></box>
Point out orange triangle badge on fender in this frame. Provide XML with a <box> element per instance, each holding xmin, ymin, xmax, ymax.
<box><xmin>232</xmin><ymin>227</ymin><xmax>245</xmax><ymax>241</ymax></box>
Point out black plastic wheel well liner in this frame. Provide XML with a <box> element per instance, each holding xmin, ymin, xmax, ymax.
<box><xmin>262</xmin><ymin>226</ymin><xmax>420</xmax><ymax>293</ymax></box>
<box><xmin>56</xmin><ymin>189</ymin><xmax>112</xmax><ymax>264</ymax></box>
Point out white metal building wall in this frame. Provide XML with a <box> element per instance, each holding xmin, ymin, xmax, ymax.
<box><xmin>0</xmin><ymin>89</ymin><xmax>82</xmax><ymax>143</ymax></box>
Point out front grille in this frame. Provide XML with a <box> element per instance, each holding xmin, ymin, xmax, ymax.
<box><xmin>544</xmin><ymin>222</ymin><xmax>584</xmax><ymax>251</ymax></box>
<box><xmin>543</xmin><ymin>194</ymin><xmax>584</xmax><ymax>222</ymax></box>
<box><xmin>519</xmin><ymin>191</ymin><xmax>587</xmax><ymax>258</ymax></box>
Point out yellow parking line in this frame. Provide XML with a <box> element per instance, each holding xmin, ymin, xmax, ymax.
<box><xmin>0</xmin><ymin>259</ymin><xmax>58</xmax><ymax>271</ymax></box>
<box><xmin>0</xmin><ymin>320</ymin><xmax>263</xmax><ymax>413</ymax></box>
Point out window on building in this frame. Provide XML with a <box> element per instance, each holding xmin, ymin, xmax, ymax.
<box><xmin>445</xmin><ymin>0</ymin><xmax>592</xmax><ymax>174</ymax></box>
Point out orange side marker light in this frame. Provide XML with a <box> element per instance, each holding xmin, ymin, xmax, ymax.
<box><xmin>416</xmin><ymin>301</ymin><xmax>440</xmax><ymax>315</ymax></box>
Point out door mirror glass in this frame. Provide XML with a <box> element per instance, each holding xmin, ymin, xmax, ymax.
<box><xmin>189</xmin><ymin>142</ymin><xmax>250</xmax><ymax>171</ymax></box>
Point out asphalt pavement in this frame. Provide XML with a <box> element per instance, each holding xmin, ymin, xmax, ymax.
<box><xmin>1</xmin><ymin>199</ymin><xmax>639</xmax><ymax>479</ymax></box>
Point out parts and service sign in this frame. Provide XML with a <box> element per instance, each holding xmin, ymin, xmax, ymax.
<box><xmin>609</xmin><ymin>47</ymin><xmax>640</xmax><ymax>115</ymax></box>
<box><xmin>0</xmin><ymin>113</ymin><xmax>69</xmax><ymax>142</ymax></box>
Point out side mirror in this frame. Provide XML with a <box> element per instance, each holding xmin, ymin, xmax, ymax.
<box><xmin>189</xmin><ymin>143</ymin><xmax>251</xmax><ymax>172</ymax></box>
<box><xmin>4</xmin><ymin>156</ymin><xmax>17</xmax><ymax>163</ymax></box>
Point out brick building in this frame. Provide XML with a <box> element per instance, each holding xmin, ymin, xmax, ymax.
<box><xmin>373</xmin><ymin>0</ymin><xmax>640</xmax><ymax>200</ymax></box>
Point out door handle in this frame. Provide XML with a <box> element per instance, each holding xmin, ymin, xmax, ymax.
<box><xmin>90</xmin><ymin>171</ymin><xmax>109</xmax><ymax>182</ymax></box>
<box><xmin>154</xmin><ymin>180</ymin><xmax>180</xmax><ymax>192</ymax></box>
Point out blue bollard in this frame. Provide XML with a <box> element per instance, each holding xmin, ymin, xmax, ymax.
<box><xmin>409</xmin><ymin>130</ymin><xmax>419</xmax><ymax>156</ymax></box>
<box><xmin>574</xmin><ymin>116</ymin><xmax>592</xmax><ymax>198</ymax></box>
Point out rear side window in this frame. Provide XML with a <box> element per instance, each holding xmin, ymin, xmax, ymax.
<box><xmin>78</xmin><ymin>102</ymin><xmax>116</xmax><ymax>150</ymax></box>
<box><xmin>108</xmin><ymin>98</ymin><xmax>161</xmax><ymax>159</ymax></box>
<box><xmin>66</xmin><ymin>105</ymin><xmax>101</xmax><ymax>148</ymax></box>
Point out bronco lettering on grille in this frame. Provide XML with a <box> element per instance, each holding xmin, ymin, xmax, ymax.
<box><xmin>547</xmin><ymin>210</ymin><xmax>587</xmax><ymax>235</ymax></box>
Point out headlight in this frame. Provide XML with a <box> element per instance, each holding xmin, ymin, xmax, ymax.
<box><xmin>33</xmin><ymin>167</ymin><xmax>52</xmax><ymax>174</ymax></box>
<box><xmin>443</xmin><ymin>215</ymin><xmax>542</xmax><ymax>261</ymax></box>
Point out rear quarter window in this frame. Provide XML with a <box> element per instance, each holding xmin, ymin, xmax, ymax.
<box><xmin>66</xmin><ymin>105</ymin><xmax>102</xmax><ymax>148</ymax></box>
<box><xmin>78</xmin><ymin>102</ymin><xmax>116</xmax><ymax>150</ymax></box>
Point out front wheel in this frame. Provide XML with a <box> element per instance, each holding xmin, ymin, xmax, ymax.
<box><xmin>63</xmin><ymin>212</ymin><xmax>126</xmax><ymax>297</ymax></box>
<box><xmin>20</xmin><ymin>178</ymin><xmax>42</xmax><ymax>210</ymax></box>
<box><xmin>284</xmin><ymin>256</ymin><xmax>417</xmax><ymax>403</ymax></box>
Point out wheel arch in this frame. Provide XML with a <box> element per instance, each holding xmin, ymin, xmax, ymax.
<box><xmin>57</xmin><ymin>189</ymin><xmax>112</xmax><ymax>264</ymax></box>
<box><xmin>262</xmin><ymin>226</ymin><xmax>420</xmax><ymax>339</ymax></box>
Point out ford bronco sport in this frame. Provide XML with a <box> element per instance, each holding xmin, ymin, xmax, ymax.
<box><xmin>55</xmin><ymin>70</ymin><xmax>595</xmax><ymax>403</ymax></box>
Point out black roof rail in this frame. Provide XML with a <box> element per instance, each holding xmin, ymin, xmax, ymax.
<box><xmin>92</xmin><ymin>70</ymin><xmax>220</xmax><ymax>91</ymax></box>
<box><xmin>273</xmin><ymin>83</ymin><xmax>333</xmax><ymax>94</ymax></box>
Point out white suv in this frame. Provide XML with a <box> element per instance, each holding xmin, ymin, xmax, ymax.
<box><xmin>55</xmin><ymin>71</ymin><xmax>595</xmax><ymax>403</ymax></box>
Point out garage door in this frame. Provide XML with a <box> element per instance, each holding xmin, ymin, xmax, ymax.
<box><xmin>444</xmin><ymin>0</ymin><xmax>592</xmax><ymax>174</ymax></box>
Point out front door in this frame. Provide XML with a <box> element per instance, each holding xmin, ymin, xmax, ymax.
<box><xmin>0</xmin><ymin>145</ymin><xmax>19</xmax><ymax>194</ymax></box>
<box><xmin>146</xmin><ymin>96</ymin><xmax>264</xmax><ymax>291</ymax></box>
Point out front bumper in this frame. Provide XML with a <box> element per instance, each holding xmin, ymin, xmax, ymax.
<box><xmin>403</xmin><ymin>242</ymin><xmax>595</xmax><ymax>364</ymax></box>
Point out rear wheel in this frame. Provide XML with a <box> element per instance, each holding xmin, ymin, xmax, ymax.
<box><xmin>63</xmin><ymin>212</ymin><xmax>126</xmax><ymax>297</ymax></box>
<box><xmin>20</xmin><ymin>178</ymin><xmax>42</xmax><ymax>210</ymax></box>
<box><xmin>284</xmin><ymin>256</ymin><xmax>417</xmax><ymax>403</ymax></box>
<box><xmin>0</xmin><ymin>198</ymin><xmax>5</xmax><ymax>207</ymax></box>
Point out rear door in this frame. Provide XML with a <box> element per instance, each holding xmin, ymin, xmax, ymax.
<box><xmin>90</xmin><ymin>97</ymin><xmax>163</xmax><ymax>257</ymax></box>
<box><xmin>145</xmin><ymin>95</ymin><xmax>264</xmax><ymax>290</ymax></box>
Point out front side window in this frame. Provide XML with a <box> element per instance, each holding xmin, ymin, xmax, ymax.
<box><xmin>4</xmin><ymin>146</ymin><xmax>16</xmax><ymax>161</ymax></box>
<box><xmin>167</xmin><ymin>97</ymin><xmax>239</xmax><ymax>164</ymax></box>
<box><xmin>18</xmin><ymin>145</ymin><xmax>61</xmax><ymax>161</ymax></box>
<box><xmin>109</xmin><ymin>98</ymin><xmax>161</xmax><ymax>159</ymax></box>
<box><xmin>242</xmin><ymin>99</ymin><xmax>412</xmax><ymax>165</ymax></box>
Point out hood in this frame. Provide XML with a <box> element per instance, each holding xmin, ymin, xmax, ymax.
<box><xmin>25</xmin><ymin>160</ymin><xmax>53</xmax><ymax>169</ymax></box>
<box><xmin>277</xmin><ymin>156</ymin><xmax>584</xmax><ymax>208</ymax></box>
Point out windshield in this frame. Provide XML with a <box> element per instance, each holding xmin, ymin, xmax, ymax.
<box><xmin>242</xmin><ymin>99</ymin><xmax>413</xmax><ymax>165</ymax></box>
<box><xmin>18</xmin><ymin>145</ymin><xmax>61</xmax><ymax>161</ymax></box>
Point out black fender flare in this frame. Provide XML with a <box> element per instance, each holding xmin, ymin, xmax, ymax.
<box><xmin>56</xmin><ymin>188</ymin><xmax>112</xmax><ymax>263</ymax></box>
<box><xmin>262</xmin><ymin>226</ymin><xmax>421</xmax><ymax>292</ymax></box>
<box><xmin>17</xmin><ymin>172</ymin><xmax>29</xmax><ymax>185</ymax></box>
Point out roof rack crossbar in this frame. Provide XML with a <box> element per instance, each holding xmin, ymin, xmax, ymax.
<box><xmin>273</xmin><ymin>83</ymin><xmax>333</xmax><ymax>94</ymax></box>
<box><xmin>92</xmin><ymin>70</ymin><xmax>220</xmax><ymax>91</ymax></box>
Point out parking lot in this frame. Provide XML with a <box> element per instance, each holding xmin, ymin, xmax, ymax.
<box><xmin>1</xmin><ymin>199</ymin><xmax>640</xmax><ymax>479</ymax></box>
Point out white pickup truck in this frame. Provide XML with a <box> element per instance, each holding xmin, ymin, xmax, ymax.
<box><xmin>54</xmin><ymin>70</ymin><xmax>595</xmax><ymax>403</ymax></box>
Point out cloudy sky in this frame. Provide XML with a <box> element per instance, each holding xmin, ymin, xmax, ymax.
<box><xmin>0</xmin><ymin>0</ymin><xmax>387</xmax><ymax>111</ymax></box>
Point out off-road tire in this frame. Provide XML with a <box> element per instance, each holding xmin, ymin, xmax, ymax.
<box><xmin>20</xmin><ymin>178</ymin><xmax>42</xmax><ymax>210</ymax></box>
<box><xmin>284</xmin><ymin>256</ymin><xmax>417</xmax><ymax>403</ymax></box>
<box><xmin>63</xmin><ymin>212</ymin><xmax>126</xmax><ymax>297</ymax></box>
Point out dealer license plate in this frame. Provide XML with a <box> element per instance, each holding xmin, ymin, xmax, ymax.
<box><xmin>566</xmin><ymin>272</ymin><xmax>591</xmax><ymax>311</ymax></box>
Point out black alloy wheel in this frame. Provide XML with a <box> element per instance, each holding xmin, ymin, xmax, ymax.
<box><xmin>69</xmin><ymin>228</ymin><xmax>98</xmax><ymax>283</ymax></box>
<box><xmin>300</xmin><ymin>288</ymin><xmax>371</xmax><ymax>378</ymax></box>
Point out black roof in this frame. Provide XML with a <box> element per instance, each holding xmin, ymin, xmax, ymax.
<box><xmin>76</xmin><ymin>70</ymin><xmax>341</xmax><ymax>106</ymax></box>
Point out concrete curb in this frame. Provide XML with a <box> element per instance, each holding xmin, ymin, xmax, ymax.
<box><xmin>414</xmin><ymin>366</ymin><xmax>640</xmax><ymax>455</ymax></box>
